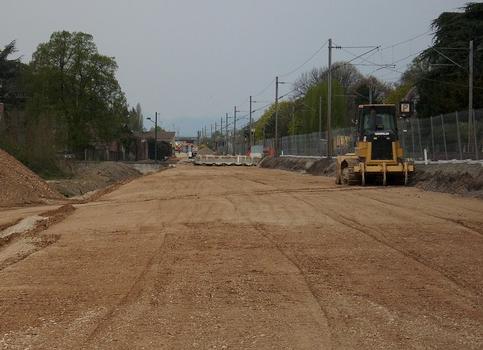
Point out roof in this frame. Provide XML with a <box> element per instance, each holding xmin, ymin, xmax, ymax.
<box><xmin>134</xmin><ymin>130</ymin><xmax>176</xmax><ymax>143</ymax></box>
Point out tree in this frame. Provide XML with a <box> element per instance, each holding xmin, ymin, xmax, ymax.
<box><xmin>350</xmin><ymin>76</ymin><xmax>391</xmax><ymax>106</ymax></box>
<box><xmin>28</xmin><ymin>31</ymin><xmax>128</xmax><ymax>150</ymax></box>
<box><xmin>407</xmin><ymin>3</ymin><xmax>483</xmax><ymax>116</ymax></box>
<box><xmin>0</xmin><ymin>40</ymin><xmax>24</xmax><ymax>106</ymax></box>
<box><xmin>127</xmin><ymin>103</ymin><xmax>144</xmax><ymax>132</ymax></box>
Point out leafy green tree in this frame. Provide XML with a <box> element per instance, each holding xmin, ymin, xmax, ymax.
<box><xmin>351</xmin><ymin>76</ymin><xmax>391</xmax><ymax>106</ymax></box>
<box><xmin>127</xmin><ymin>103</ymin><xmax>144</xmax><ymax>132</ymax></box>
<box><xmin>409</xmin><ymin>3</ymin><xmax>483</xmax><ymax>116</ymax></box>
<box><xmin>0</xmin><ymin>40</ymin><xmax>24</xmax><ymax>107</ymax></box>
<box><xmin>28</xmin><ymin>31</ymin><xmax>128</xmax><ymax>150</ymax></box>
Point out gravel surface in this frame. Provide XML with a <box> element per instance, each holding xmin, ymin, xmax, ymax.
<box><xmin>0</xmin><ymin>165</ymin><xmax>482</xmax><ymax>349</ymax></box>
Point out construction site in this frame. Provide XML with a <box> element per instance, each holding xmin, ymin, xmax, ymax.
<box><xmin>1</xmin><ymin>1</ymin><xmax>483</xmax><ymax>349</ymax></box>
<box><xmin>0</xmin><ymin>144</ymin><xmax>482</xmax><ymax>349</ymax></box>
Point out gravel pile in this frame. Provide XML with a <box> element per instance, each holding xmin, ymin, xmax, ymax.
<box><xmin>0</xmin><ymin>149</ymin><xmax>62</xmax><ymax>207</ymax></box>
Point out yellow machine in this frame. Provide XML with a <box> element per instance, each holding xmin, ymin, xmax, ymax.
<box><xmin>335</xmin><ymin>104</ymin><xmax>415</xmax><ymax>186</ymax></box>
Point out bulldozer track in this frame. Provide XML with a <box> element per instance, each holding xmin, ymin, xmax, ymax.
<box><xmin>84</xmin><ymin>231</ymin><xmax>168</xmax><ymax>344</ymax></box>
<box><xmin>251</xmin><ymin>223</ymin><xmax>334</xmax><ymax>349</ymax></box>
<box><xmin>289</xmin><ymin>192</ymin><xmax>480</xmax><ymax>300</ymax></box>
<box><xmin>223</xmin><ymin>193</ymin><xmax>334</xmax><ymax>348</ymax></box>
<box><xmin>361</xmin><ymin>193</ymin><xmax>483</xmax><ymax>237</ymax></box>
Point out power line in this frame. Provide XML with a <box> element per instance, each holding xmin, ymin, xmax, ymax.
<box><xmin>380</xmin><ymin>30</ymin><xmax>433</xmax><ymax>51</ymax></box>
<box><xmin>341</xmin><ymin>46</ymin><xmax>483</xmax><ymax>90</ymax></box>
<box><xmin>279</xmin><ymin>40</ymin><xmax>328</xmax><ymax>78</ymax></box>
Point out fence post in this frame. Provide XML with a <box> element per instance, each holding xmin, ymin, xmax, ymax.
<box><xmin>417</xmin><ymin>117</ymin><xmax>423</xmax><ymax>159</ymax></box>
<box><xmin>410</xmin><ymin>118</ymin><xmax>416</xmax><ymax>159</ymax></box>
<box><xmin>473</xmin><ymin>110</ymin><xmax>479</xmax><ymax>160</ymax></box>
<box><xmin>440</xmin><ymin>114</ymin><xmax>448</xmax><ymax>160</ymax></box>
<box><xmin>455</xmin><ymin>111</ymin><xmax>463</xmax><ymax>160</ymax></box>
<box><xmin>430</xmin><ymin>116</ymin><xmax>435</xmax><ymax>160</ymax></box>
<box><xmin>401</xmin><ymin>120</ymin><xmax>406</xmax><ymax>155</ymax></box>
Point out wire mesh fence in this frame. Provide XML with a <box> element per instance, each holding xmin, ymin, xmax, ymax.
<box><xmin>251</xmin><ymin>109</ymin><xmax>482</xmax><ymax>160</ymax></box>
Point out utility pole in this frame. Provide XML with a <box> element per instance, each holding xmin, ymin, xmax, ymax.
<box><xmin>154</xmin><ymin>112</ymin><xmax>158</xmax><ymax>163</ymax></box>
<box><xmin>214</xmin><ymin>122</ymin><xmax>217</xmax><ymax>150</ymax></box>
<box><xmin>468</xmin><ymin>40</ymin><xmax>477</xmax><ymax>159</ymax></box>
<box><xmin>318</xmin><ymin>95</ymin><xmax>322</xmax><ymax>135</ymax></box>
<box><xmin>249</xmin><ymin>95</ymin><xmax>253</xmax><ymax>149</ymax></box>
<box><xmin>233</xmin><ymin>106</ymin><xmax>237</xmax><ymax>156</ymax></box>
<box><xmin>225</xmin><ymin>113</ymin><xmax>228</xmax><ymax>155</ymax></box>
<box><xmin>275</xmin><ymin>76</ymin><xmax>279</xmax><ymax>156</ymax></box>
<box><xmin>369</xmin><ymin>85</ymin><xmax>373</xmax><ymax>104</ymax></box>
<box><xmin>220</xmin><ymin>117</ymin><xmax>223</xmax><ymax>155</ymax></box>
<box><xmin>327</xmin><ymin>38</ymin><xmax>333</xmax><ymax>158</ymax></box>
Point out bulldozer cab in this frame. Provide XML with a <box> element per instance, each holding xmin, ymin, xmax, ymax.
<box><xmin>357</xmin><ymin>105</ymin><xmax>398</xmax><ymax>142</ymax></box>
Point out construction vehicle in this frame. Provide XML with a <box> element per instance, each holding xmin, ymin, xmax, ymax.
<box><xmin>335</xmin><ymin>103</ymin><xmax>415</xmax><ymax>186</ymax></box>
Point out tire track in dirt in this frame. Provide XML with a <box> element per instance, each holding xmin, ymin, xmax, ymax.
<box><xmin>290</xmin><ymin>192</ymin><xmax>481</xmax><ymax>300</ymax></box>
<box><xmin>252</xmin><ymin>222</ymin><xmax>333</xmax><ymax>348</ymax></box>
<box><xmin>84</xmin><ymin>230</ymin><xmax>168</xmax><ymax>345</ymax></box>
<box><xmin>223</xmin><ymin>192</ymin><xmax>333</xmax><ymax>349</ymax></box>
<box><xmin>360</xmin><ymin>193</ymin><xmax>483</xmax><ymax>237</ymax></box>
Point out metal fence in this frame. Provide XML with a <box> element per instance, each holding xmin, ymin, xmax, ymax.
<box><xmin>252</xmin><ymin>109</ymin><xmax>482</xmax><ymax>160</ymax></box>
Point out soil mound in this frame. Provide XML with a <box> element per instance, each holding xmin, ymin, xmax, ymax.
<box><xmin>260</xmin><ymin>156</ymin><xmax>335</xmax><ymax>176</ymax></box>
<box><xmin>260</xmin><ymin>156</ymin><xmax>483</xmax><ymax>198</ymax></box>
<box><xmin>197</xmin><ymin>147</ymin><xmax>215</xmax><ymax>156</ymax></box>
<box><xmin>0</xmin><ymin>148</ymin><xmax>62</xmax><ymax>207</ymax></box>
<box><xmin>49</xmin><ymin>162</ymin><xmax>142</xmax><ymax>197</ymax></box>
<box><xmin>412</xmin><ymin>163</ymin><xmax>483</xmax><ymax>199</ymax></box>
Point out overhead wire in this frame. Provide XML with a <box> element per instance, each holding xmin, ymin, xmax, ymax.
<box><xmin>279</xmin><ymin>40</ymin><xmax>328</xmax><ymax>78</ymax></box>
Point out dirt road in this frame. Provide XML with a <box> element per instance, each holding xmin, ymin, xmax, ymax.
<box><xmin>1</xmin><ymin>164</ymin><xmax>482</xmax><ymax>349</ymax></box>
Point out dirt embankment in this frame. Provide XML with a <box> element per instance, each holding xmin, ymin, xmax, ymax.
<box><xmin>0</xmin><ymin>149</ymin><xmax>62</xmax><ymax>208</ymax></box>
<box><xmin>48</xmin><ymin>162</ymin><xmax>143</xmax><ymax>197</ymax></box>
<box><xmin>259</xmin><ymin>156</ymin><xmax>336</xmax><ymax>176</ymax></box>
<box><xmin>260</xmin><ymin>156</ymin><xmax>483</xmax><ymax>198</ymax></box>
<box><xmin>413</xmin><ymin>163</ymin><xmax>483</xmax><ymax>198</ymax></box>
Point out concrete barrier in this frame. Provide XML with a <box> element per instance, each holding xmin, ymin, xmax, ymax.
<box><xmin>194</xmin><ymin>155</ymin><xmax>261</xmax><ymax>166</ymax></box>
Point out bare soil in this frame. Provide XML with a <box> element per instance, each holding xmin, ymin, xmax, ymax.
<box><xmin>0</xmin><ymin>165</ymin><xmax>482</xmax><ymax>349</ymax></box>
<box><xmin>413</xmin><ymin>163</ymin><xmax>483</xmax><ymax>198</ymax></box>
<box><xmin>0</xmin><ymin>149</ymin><xmax>62</xmax><ymax>207</ymax></box>
<box><xmin>48</xmin><ymin>161</ymin><xmax>142</xmax><ymax>197</ymax></box>
<box><xmin>260</xmin><ymin>156</ymin><xmax>483</xmax><ymax>198</ymax></box>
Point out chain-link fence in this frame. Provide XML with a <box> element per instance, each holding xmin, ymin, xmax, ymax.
<box><xmin>399</xmin><ymin>109</ymin><xmax>481</xmax><ymax>161</ymax></box>
<box><xmin>251</xmin><ymin>109</ymin><xmax>482</xmax><ymax>160</ymax></box>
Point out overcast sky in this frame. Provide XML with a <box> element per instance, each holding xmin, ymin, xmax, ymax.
<box><xmin>2</xmin><ymin>0</ymin><xmax>468</xmax><ymax>135</ymax></box>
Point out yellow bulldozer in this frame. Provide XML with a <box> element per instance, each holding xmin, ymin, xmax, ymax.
<box><xmin>335</xmin><ymin>103</ymin><xmax>415</xmax><ymax>186</ymax></box>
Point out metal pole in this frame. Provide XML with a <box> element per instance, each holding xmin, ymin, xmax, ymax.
<box><xmin>327</xmin><ymin>38</ymin><xmax>333</xmax><ymax>157</ymax></box>
<box><xmin>249</xmin><ymin>95</ymin><xmax>253</xmax><ymax>149</ymax></box>
<box><xmin>430</xmin><ymin>116</ymin><xmax>435</xmax><ymax>160</ymax></box>
<box><xmin>468</xmin><ymin>40</ymin><xmax>474</xmax><ymax>153</ymax></box>
<box><xmin>220</xmin><ymin>117</ymin><xmax>223</xmax><ymax>154</ymax></box>
<box><xmin>291</xmin><ymin>104</ymin><xmax>295</xmax><ymax>155</ymax></box>
<box><xmin>441</xmin><ymin>114</ymin><xmax>448</xmax><ymax>160</ymax></box>
<box><xmin>473</xmin><ymin>110</ymin><xmax>479</xmax><ymax>160</ymax></box>
<box><xmin>275</xmin><ymin>76</ymin><xmax>279</xmax><ymax>156</ymax></box>
<box><xmin>410</xmin><ymin>118</ymin><xmax>416</xmax><ymax>159</ymax></box>
<box><xmin>225</xmin><ymin>113</ymin><xmax>228</xmax><ymax>155</ymax></box>
<box><xmin>233</xmin><ymin>106</ymin><xmax>237</xmax><ymax>156</ymax></box>
<box><xmin>455</xmin><ymin>111</ymin><xmax>463</xmax><ymax>160</ymax></box>
<box><xmin>154</xmin><ymin>112</ymin><xmax>158</xmax><ymax>163</ymax></box>
<box><xmin>417</xmin><ymin>117</ymin><xmax>423</xmax><ymax>159</ymax></box>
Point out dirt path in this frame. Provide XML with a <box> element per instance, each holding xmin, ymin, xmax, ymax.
<box><xmin>0</xmin><ymin>165</ymin><xmax>482</xmax><ymax>349</ymax></box>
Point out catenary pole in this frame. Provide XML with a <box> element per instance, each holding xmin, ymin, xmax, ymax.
<box><xmin>327</xmin><ymin>39</ymin><xmax>333</xmax><ymax>158</ymax></box>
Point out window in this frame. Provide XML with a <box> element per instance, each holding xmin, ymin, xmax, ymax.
<box><xmin>362</xmin><ymin>109</ymin><xmax>396</xmax><ymax>132</ymax></box>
